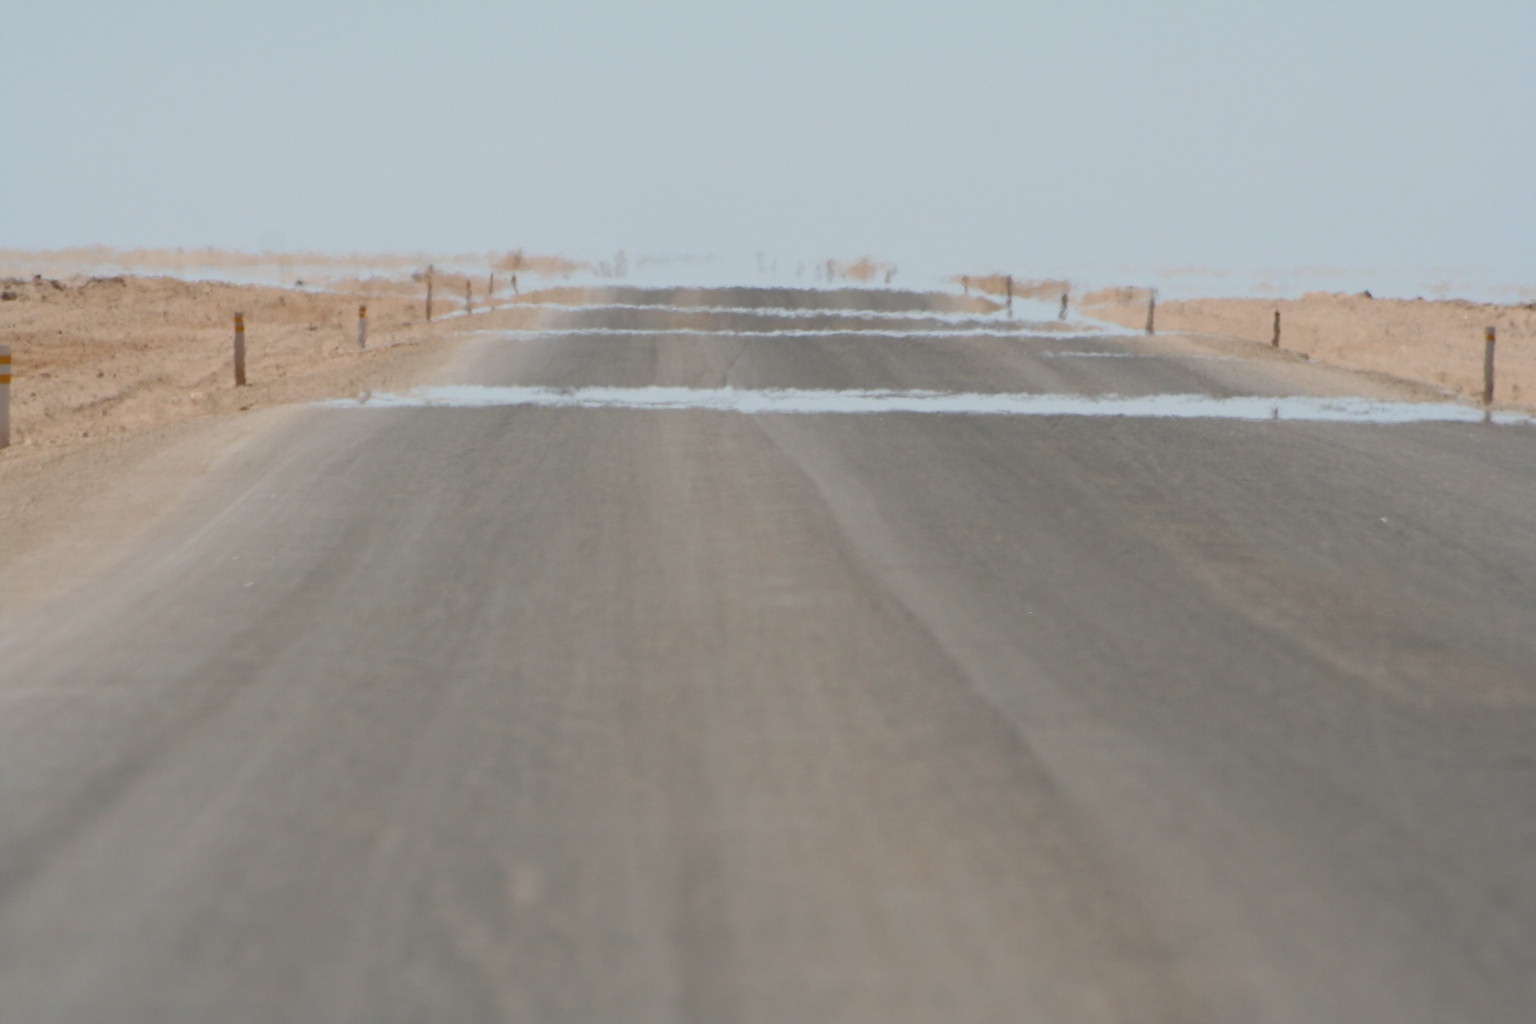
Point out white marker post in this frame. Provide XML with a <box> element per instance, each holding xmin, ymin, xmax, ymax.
<box><xmin>0</xmin><ymin>344</ymin><xmax>11</xmax><ymax>449</ymax></box>
<box><xmin>357</xmin><ymin>305</ymin><xmax>368</xmax><ymax>350</ymax></box>
<box><xmin>233</xmin><ymin>313</ymin><xmax>247</xmax><ymax>387</ymax></box>
<box><xmin>1484</xmin><ymin>325</ymin><xmax>1497</xmax><ymax>406</ymax></box>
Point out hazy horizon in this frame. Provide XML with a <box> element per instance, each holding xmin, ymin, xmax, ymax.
<box><xmin>5</xmin><ymin>1</ymin><xmax>1533</xmax><ymax>299</ymax></box>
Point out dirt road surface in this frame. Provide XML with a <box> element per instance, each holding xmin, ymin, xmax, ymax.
<box><xmin>2</xmin><ymin>288</ymin><xmax>1535</xmax><ymax>1023</ymax></box>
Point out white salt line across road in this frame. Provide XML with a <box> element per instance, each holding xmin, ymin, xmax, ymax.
<box><xmin>476</xmin><ymin>327</ymin><xmax>1050</xmax><ymax>340</ymax></box>
<box><xmin>1039</xmin><ymin>351</ymin><xmax>1238</xmax><ymax>361</ymax></box>
<box><xmin>321</xmin><ymin>386</ymin><xmax>1533</xmax><ymax>425</ymax></box>
<box><xmin>499</xmin><ymin>301</ymin><xmax>1081</xmax><ymax>326</ymax></box>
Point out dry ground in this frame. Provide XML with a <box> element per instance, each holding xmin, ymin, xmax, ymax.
<box><xmin>1082</xmin><ymin>289</ymin><xmax>1536</xmax><ymax>408</ymax></box>
<box><xmin>0</xmin><ymin>275</ymin><xmax>562</xmax><ymax>601</ymax></box>
<box><xmin>0</xmin><ymin>274</ymin><xmax>468</xmax><ymax>452</ymax></box>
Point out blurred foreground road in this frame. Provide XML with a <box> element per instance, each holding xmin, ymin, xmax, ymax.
<box><xmin>2</xmin><ymin>287</ymin><xmax>1536</xmax><ymax>1023</ymax></box>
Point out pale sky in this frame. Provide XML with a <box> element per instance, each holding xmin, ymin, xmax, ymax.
<box><xmin>4</xmin><ymin>1</ymin><xmax>1533</xmax><ymax>295</ymax></box>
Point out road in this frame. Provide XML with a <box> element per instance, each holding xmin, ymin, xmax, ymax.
<box><xmin>2</xmin><ymin>286</ymin><xmax>1536</xmax><ymax>1023</ymax></box>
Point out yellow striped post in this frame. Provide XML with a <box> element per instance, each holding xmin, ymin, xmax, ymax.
<box><xmin>0</xmin><ymin>344</ymin><xmax>10</xmax><ymax>448</ymax></box>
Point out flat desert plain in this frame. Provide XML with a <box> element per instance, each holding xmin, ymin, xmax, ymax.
<box><xmin>4</xmin><ymin>268</ymin><xmax>1533</xmax><ymax>603</ymax></box>
<box><xmin>6</xmin><ymin>273</ymin><xmax>1533</xmax><ymax>461</ymax></box>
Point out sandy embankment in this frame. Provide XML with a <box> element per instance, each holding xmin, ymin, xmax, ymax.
<box><xmin>0</xmin><ymin>273</ymin><xmax>566</xmax><ymax>599</ymax></box>
<box><xmin>1</xmin><ymin>275</ymin><xmax>452</xmax><ymax>452</ymax></box>
<box><xmin>1081</xmin><ymin>289</ymin><xmax>1536</xmax><ymax>408</ymax></box>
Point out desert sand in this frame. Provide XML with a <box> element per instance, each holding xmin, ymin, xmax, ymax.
<box><xmin>1081</xmin><ymin>288</ymin><xmax>1536</xmax><ymax>408</ymax></box>
<box><xmin>0</xmin><ymin>271</ymin><xmax>570</xmax><ymax>597</ymax></box>
<box><xmin>0</xmin><ymin>274</ymin><xmax>466</xmax><ymax>453</ymax></box>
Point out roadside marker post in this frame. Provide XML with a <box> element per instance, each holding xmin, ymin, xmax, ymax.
<box><xmin>0</xmin><ymin>344</ymin><xmax>11</xmax><ymax>449</ymax></box>
<box><xmin>1005</xmin><ymin>275</ymin><xmax>1014</xmax><ymax>316</ymax></box>
<box><xmin>1273</xmin><ymin>310</ymin><xmax>1281</xmax><ymax>348</ymax></box>
<box><xmin>465</xmin><ymin>281</ymin><xmax>473</xmax><ymax>314</ymax></box>
<box><xmin>425</xmin><ymin>265</ymin><xmax>435</xmax><ymax>322</ymax></box>
<box><xmin>1145</xmin><ymin>290</ymin><xmax>1157</xmax><ymax>335</ymax></box>
<box><xmin>233</xmin><ymin>313</ymin><xmax>247</xmax><ymax>387</ymax></box>
<box><xmin>1484</xmin><ymin>326</ymin><xmax>1497</xmax><ymax>406</ymax></box>
<box><xmin>357</xmin><ymin>305</ymin><xmax>368</xmax><ymax>350</ymax></box>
